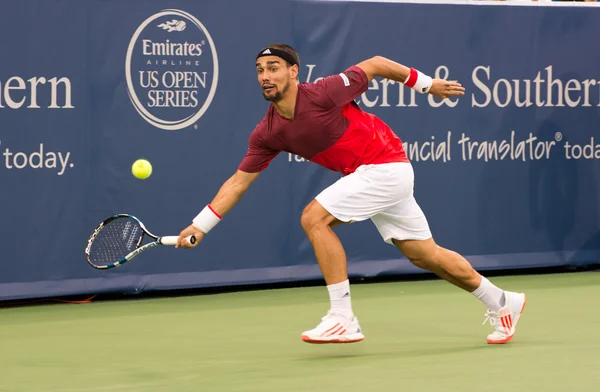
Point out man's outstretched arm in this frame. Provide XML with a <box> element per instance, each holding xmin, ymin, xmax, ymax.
<box><xmin>356</xmin><ymin>56</ymin><xmax>465</xmax><ymax>99</ymax></box>
<box><xmin>356</xmin><ymin>56</ymin><xmax>411</xmax><ymax>84</ymax></box>
<box><xmin>176</xmin><ymin>170</ymin><xmax>260</xmax><ymax>248</ymax></box>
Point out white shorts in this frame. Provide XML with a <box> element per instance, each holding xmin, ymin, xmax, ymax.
<box><xmin>315</xmin><ymin>162</ymin><xmax>432</xmax><ymax>245</ymax></box>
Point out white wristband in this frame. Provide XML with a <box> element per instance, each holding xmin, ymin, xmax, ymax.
<box><xmin>192</xmin><ymin>205</ymin><xmax>222</xmax><ymax>234</ymax></box>
<box><xmin>404</xmin><ymin>67</ymin><xmax>433</xmax><ymax>94</ymax></box>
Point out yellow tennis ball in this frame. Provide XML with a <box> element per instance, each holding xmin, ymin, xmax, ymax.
<box><xmin>132</xmin><ymin>159</ymin><xmax>152</xmax><ymax>180</ymax></box>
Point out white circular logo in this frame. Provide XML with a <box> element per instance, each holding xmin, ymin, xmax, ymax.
<box><xmin>126</xmin><ymin>9</ymin><xmax>218</xmax><ymax>130</ymax></box>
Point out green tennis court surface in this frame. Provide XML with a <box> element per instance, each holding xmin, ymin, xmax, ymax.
<box><xmin>1</xmin><ymin>272</ymin><xmax>598</xmax><ymax>392</ymax></box>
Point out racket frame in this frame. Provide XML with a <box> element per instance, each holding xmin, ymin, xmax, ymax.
<box><xmin>85</xmin><ymin>214</ymin><xmax>183</xmax><ymax>270</ymax></box>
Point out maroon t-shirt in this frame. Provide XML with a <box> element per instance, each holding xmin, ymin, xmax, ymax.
<box><xmin>238</xmin><ymin>65</ymin><xmax>408</xmax><ymax>175</ymax></box>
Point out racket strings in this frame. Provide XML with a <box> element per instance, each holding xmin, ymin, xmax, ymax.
<box><xmin>88</xmin><ymin>218</ymin><xmax>144</xmax><ymax>266</ymax></box>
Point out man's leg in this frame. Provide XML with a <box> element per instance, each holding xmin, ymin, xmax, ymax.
<box><xmin>299</xmin><ymin>199</ymin><xmax>364</xmax><ymax>344</ymax></box>
<box><xmin>300</xmin><ymin>199</ymin><xmax>348</xmax><ymax>286</ymax></box>
<box><xmin>392</xmin><ymin>238</ymin><xmax>483</xmax><ymax>292</ymax></box>
<box><xmin>392</xmin><ymin>238</ymin><xmax>526</xmax><ymax>344</ymax></box>
<box><xmin>299</xmin><ymin>162</ymin><xmax>422</xmax><ymax>344</ymax></box>
<box><xmin>300</xmin><ymin>166</ymin><xmax>385</xmax><ymax>323</ymax></box>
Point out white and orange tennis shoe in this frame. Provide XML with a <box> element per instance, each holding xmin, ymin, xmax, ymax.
<box><xmin>483</xmin><ymin>291</ymin><xmax>526</xmax><ymax>344</ymax></box>
<box><xmin>301</xmin><ymin>311</ymin><xmax>364</xmax><ymax>344</ymax></box>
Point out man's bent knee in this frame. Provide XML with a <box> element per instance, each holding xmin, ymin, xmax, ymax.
<box><xmin>301</xmin><ymin>200</ymin><xmax>338</xmax><ymax>233</ymax></box>
<box><xmin>392</xmin><ymin>238</ymin><xmax>439</xmax><ymax>269</ymax></box>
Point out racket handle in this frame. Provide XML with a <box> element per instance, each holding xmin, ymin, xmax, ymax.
<box><xmin>160</xmin><ymin>235</ymin><xmax>196</xmax><ymax>246</ymax></box>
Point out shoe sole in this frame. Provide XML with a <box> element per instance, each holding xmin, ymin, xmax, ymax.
<box><xmin>301</xmin><ymin>334</ymin><xmax>365</xmax><ymax>344</ymax></box>
<box><xmin>487</xmin><ymin>294</ymin><xmax>527</xmax><ymax>344</ymax></box>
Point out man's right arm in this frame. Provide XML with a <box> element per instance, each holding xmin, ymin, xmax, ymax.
<box><xmin>208</xmin><ymin>170</ymin><xmax>260</xmax><ymax>217</ymax></box>
<box><xmin>176</xmin><ymin>170</ymin><xmax>259</xmax><ymax>248</ymax></box>
<box><xmin>176</xmin><ymin>120</ymin><xmax>277</xmax><ymax>248</ymax></box>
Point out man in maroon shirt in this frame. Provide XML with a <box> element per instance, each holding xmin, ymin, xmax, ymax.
<box><xmin>177</xmin><ymin>44</ymin><xmax>526</xmax><ymax>345</ymax></box>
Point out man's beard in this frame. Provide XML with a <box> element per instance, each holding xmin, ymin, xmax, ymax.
<box><xmin>263</xmin><ymin>81</ymin><xmax>290</xmax><ymax>103</ymax></box>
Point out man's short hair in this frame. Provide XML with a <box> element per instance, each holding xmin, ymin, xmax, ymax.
<box><xmin>261</xmin><ymin>43</ymin><xmax>300</xmax><ymax>68</ymax></box>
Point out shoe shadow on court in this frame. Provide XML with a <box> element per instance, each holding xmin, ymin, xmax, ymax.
<box><xmin>294</xmin><ymin>343</ymin><xmax>491</xmax><ymax>361</ymax></box>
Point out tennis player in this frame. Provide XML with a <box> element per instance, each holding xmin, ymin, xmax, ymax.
<box><xmin>176</xmin><ymin>44</ymin><xmax>526</xmax><ymax>345</ymax></box>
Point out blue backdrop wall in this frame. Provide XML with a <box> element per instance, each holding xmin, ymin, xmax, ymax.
<box><xmin>1</xmin><ymin>0</ymin><xmax>599</xmax><ymax>300</ymax></box>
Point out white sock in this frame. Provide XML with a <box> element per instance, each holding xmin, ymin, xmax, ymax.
<box><xmin>471</xmin><ymin>277</ymin><xmax>505</xmax><ymax>312</ymax></box>
<box><xmin>327</xmin><ymin>279</ymin><xmax>354</xmax><ymax>319</ymax></box>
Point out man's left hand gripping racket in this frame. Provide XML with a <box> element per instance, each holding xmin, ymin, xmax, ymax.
<box><xmin>85</xmin><ymin>214</ymin><xmax>195</xmax><ymax>270</ymax></box>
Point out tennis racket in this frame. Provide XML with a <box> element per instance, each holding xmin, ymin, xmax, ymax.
<box><xmin>85</xmin><ymin>214</ymin><xmax>195</xmax><ymax>270</ymax></box>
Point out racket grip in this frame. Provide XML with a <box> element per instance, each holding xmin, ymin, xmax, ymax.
<box><xmin>160</xmin><ymin>235</ymin><xmax>196</xmax><ymax>246</ymax></box>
